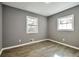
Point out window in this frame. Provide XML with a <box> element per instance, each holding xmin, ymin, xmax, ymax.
<box><xmin>26</xmin><ymin>16</ymin><xmax>38</xmax><ymax>33</ymax></box>
<box><xmin>57</xmin><ymin>14</ymin><xmax>74</xmax><ymax>31</ymax></box>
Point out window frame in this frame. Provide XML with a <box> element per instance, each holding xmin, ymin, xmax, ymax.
<box><xmin>26</xmin><ymin>16</ymin><xmax>38</xmax><ymax>33</ymax></box>
<box><xmin>57</xmin><ymin>14</ymin><xmax>74</xmax><ymax>31</ymax></box>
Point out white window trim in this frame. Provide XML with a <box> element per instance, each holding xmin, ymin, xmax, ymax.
<box><xmin>26</xmin><ymin>16</ymin><xmax>38</xmax><ymax>33</ymax></box>
<box><xmin>57</xmin><ymin>14</ymin><xmax>74</xmax><ymax>31</ymax></box>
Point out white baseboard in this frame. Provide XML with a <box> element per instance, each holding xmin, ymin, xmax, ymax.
<box><xmin>2</xmin><ymin>39</ymin><xmax>48</xmax><ymax>51</ymax></box>
<box><xmin>1</xmin><ymin>39</ymin><xmax>79</xmax><ymax>56</ymax></box>
<box><xmin>48</xmin><ymin>39</ymin><xmax>79</xmax><ymax>50</ymax></box>
<box><xmin>0</xmin><ymin>49</ymin><xmax>3</xmax><ymax>55</ymax></box>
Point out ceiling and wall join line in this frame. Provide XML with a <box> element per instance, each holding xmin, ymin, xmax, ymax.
<box><xmin>2</xmin><ymin>2</ymin><xmax>79</xmax><ymax>16</ymax></box>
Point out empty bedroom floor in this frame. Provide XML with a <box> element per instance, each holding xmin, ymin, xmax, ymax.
<box><xmin>1</xmin><ymin>40</ymin><xmax>79</xmax><ymax>57</ymax></box>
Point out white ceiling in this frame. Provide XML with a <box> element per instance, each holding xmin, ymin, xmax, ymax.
<box><xmin>3</xmin><ymin>2</ymin><xmax>79</xmax><ymax>16</ymax></box>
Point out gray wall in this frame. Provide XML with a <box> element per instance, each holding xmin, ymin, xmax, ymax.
<box><xmin>48</xmin><ymin>5</ymin><xmax>79</xmax><ymax>47</ymax></box>
<box><xmin>0</xmin><ymin>3</ymin><xmax>2</xmax><ymax>50</ymax></box>
<box><xmin>3</xmin><ymin>5</ymin><xmax>47</xmax><ymax>48</ymax></box>
<box><xmin>3</xmin><ymin>4</ymin><xmax>79</xmax><ymax>48</ymax></box>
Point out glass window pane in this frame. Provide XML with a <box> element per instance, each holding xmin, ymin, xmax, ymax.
<box><xmin>58</xmin><ymin>14</ymin><xmax>74</xmax><ymax>31</ymax></box>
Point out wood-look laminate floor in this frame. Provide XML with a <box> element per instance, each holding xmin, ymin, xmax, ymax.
<box><xmin>1</xmin><ymin>40</ymin><xmax>79</xmax><ymax>57</ymax></box>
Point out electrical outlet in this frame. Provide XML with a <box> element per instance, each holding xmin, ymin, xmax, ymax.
<box><xmin>62</xmin><ymin>38</ymin><xmax>65</xmax><ymax>41</ymax></box>
<box><xmin>19</xmin><ymin>40</ymin><xmax>22</xmax><ymax>43</ymax></box>
<box><xmin>30</xmin><ymin>38</ymin><xmax>34</xmax><ymax>41</ymax></box>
